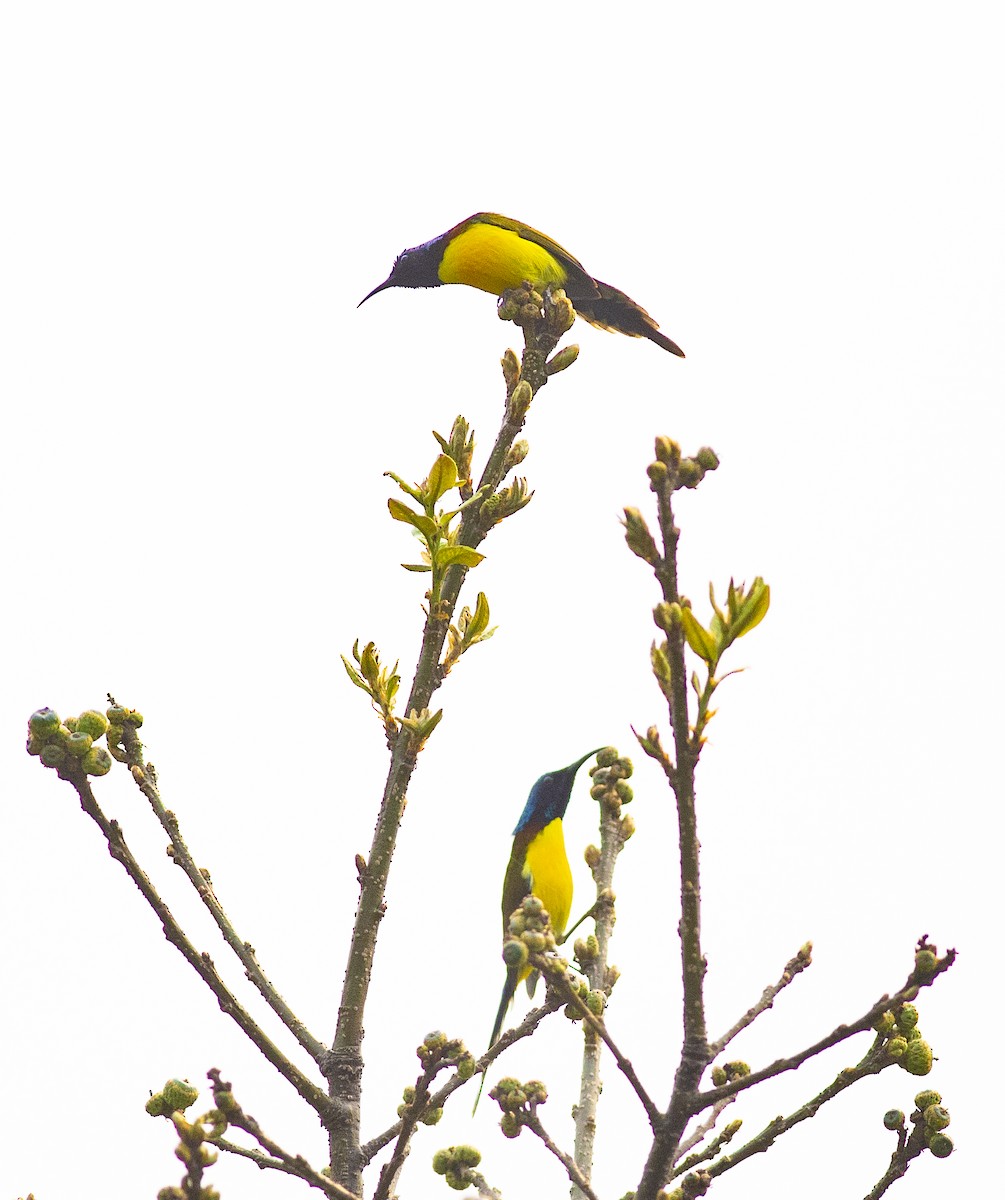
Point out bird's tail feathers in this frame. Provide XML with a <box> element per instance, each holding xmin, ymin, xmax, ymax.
<box><xmin>577</xmin><ymin>279</ymin><xmax>686</xmax><ymax>357</ymax></box>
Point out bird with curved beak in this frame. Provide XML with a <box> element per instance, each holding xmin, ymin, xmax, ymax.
<box><xmin>360</xmin><ymin>213</ymin><xmax>684</xmax><ymax>357</ymax></box>
<box><xmin>474</xmin><ymin>748</ymin><xmax>603</xmax><ymax>1112</ymax></box>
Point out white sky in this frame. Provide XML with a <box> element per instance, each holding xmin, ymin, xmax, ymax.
<box><xmin>2</xmin><ymin>3</ymin><xmax>1000</xmax><ymax>1198</ymax></box>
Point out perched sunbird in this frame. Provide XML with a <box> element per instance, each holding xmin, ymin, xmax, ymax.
<box><xmin>490</xmin><ymin>750</ymin><xmax>603</xmax><ymax>1042</ymax></box>
<box><xmin>359</xmin><ymin>213</ymin><xmax>685</xmax><ymax>357</ymax></box>
<box><xmin>472</xmin><ymin>749</ymin><xmax>602</xmax><ymax>1113</ymax></box>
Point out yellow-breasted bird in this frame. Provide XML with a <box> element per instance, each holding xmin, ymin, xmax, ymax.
<box><xmin>489</xmin><ymin>749</ymin><xmax>603</xmax><ymax>1048</ymax></box>
<box><xmin>359</xmin><ymin>213</ymin><xmax>684</xmax><ymax>357</ymax></box>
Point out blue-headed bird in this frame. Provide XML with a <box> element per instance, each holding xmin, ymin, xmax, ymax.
<box><xmin>359</xmin><ymin>213</ymin><xmax>684</xmax><ymax>357</ymax></box>
<box><xmin>484</xmin><ymin>750</ymin><xmax>603</xmax><ymax>1068</ymax></box>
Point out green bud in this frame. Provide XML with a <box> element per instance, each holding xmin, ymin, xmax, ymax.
<box><xmin>711</xmin><ymin>1066</ymin><xmax>727</xmax><ymax>1087</ymax></box>
<box><xmin>432</xmin><ymin>1149</ymin><xmax>451</xmax><ymax>1175</ymax></box>
<box><xmin>421</xmin><ymin>1107</ymin><xmax>443</xmax><ymax>1126</ymax></box>
<box><xmin>26</xmin><ymin>734</ymin><xmax>46</xmax><ymax>757</ymax></box>
<box><xmin>694</xmin><ymin>446</ymin><xmax>719</xmax><ymax>471</ymax></box>
<box><xmin>647</xmin><ymin>460</ymin><xmax>668</xmax><ymax>487</ymax></box>
<box><xmin>146</xmin><ymin>1092</ymin><xmax>169</xmax><ymax>1117</ymax></box>
<box><xmin>654</xmin><ymin>436</ymin><xmax>681</xmax><ymax>467</ymax></box>
<box><xmin>456</xmin><ymin>1055</ymin><xmax>476</xmax><ymax>1082</ymax></box>
<box><xmin>507</xmin><ymin>379</ymin><xmax>533</xmax><ymax>421</ymax></box>
<box><xmin>545</xmin><ymin>344</ymin><xmax>579</xmax><ymax>376</ymax></box>
<box><xmin>500</xmin><ymin>1111</ymin><xmax>521</xmax><ymax>1139</ymax></box>
<box><xmin>162</xmin><ymin>1078</ymin><xmax>200</xmax><ymax>1112</ymax></box>
<box><xmin>887</xmin><ymin>1036</ymin><xmax>908</xmax><ymax>1059</ymax></box>
<box><xmin>902</xmin><ymin>1039</ymin><xmax>933</xmax><ymax>1076</ymax></box>
<box><xmin>677</xmin><ymin>459</ymin><xmax>701</xmax><ymax>488</ymax></box>
<box><xmin>523</xmin><ymin>895</ymin><xmax>545</xmax><ymax>917</ymax></box>
<box><xmin>620</xmin><ymin>814</ymin><xmax>636</xmax><ymax>839</ymax></box>
<box><xmin>914</xmin><ymin>949</ymin><xmax>938</xmax><ymax>977</ymax></box>
<box><xmin>914</xmin><ymin>1089</ymin><xmax>941</xmax><ymax>1111</ymax></box>
<box><xmin>873</xmin><ymin>1011</ymin><xmax>896</xmax><ymax>1035</ymax></box>
<box><xmin>498</xmin><ymin>294</ymin><xmax>521</xmax><ymax>322</ymax></box>
<box><xmin>615</xmin><ymin>779</ymin><xmax>633</xmax><ymax>803</ymax></box>
<box><xmin>584</xmin><ymin>844</ymin><xmax>601</xmax><ymax>869</ymax></box>
<box><xmin>924</xmin><ymin>1104</ymin><xmax>950</xmax><ymax>1131</ymax></box>
<box><xmin>897</xmin><ymin>1004</ymin><xmax>919</xmax><ymax>1030</ymax></box>
<box><xmin>504</xmin><ymin>440</ymin><xmax>530</xmax><ymax>472</ymax></box>
<box><xmin>586</xmin><ymin>990</ymin><xmax>605</xmax><ymax>1016</ymax></box>
<box><xmin>501</xmin><ymin>348</ymin><xmax>521</xmax><ymax>389</ymax></box>
<box><xmin>502</xmin><ymin>938</ymin><xmax>529</xmax><ymax>970</ymax></box>
<box><xmin>522</xmin><ymin>930</ymin><xmax>547</xmax><ymax>953</ymax></box>
<box><xmin>76</xmin><ymin>710</ymin><xmax>110</xmax><ymax>739</ymax></box>
<box><xmin>883</xmin><ymin>1109</ymin><xmax>904</xmax><ymax>1130</ymax></box>
<box><xmin>83</xmin><ymin>746</ymin><xmax>113</xmax><ymax>777</ymax></box>
<box><xmin>40</xmin><ymin>743</ymin><xmax>67</xmax><ymax>768</ymax></box>
<box><xmin>29</xmin><ymin>707</ymin><xmax>61</xmax><ymax>739</ymax></box>
<box><xmin>926</xmin><ymin>1132</ymin><xmax>953</xmax><ymax>1158</ymax></box>
<box><xmin>66</xmin><ymin>731</ymin><xmax>93</xmax><ymax>757</ymax></box>
<box><xmin>623</xmin><ymin>507</ymin><xmax>660</xmax><ymax>564</ymax></box>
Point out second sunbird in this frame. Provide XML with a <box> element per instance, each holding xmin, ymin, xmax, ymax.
<box><xmin>359</xmin><ymin>213</ymin><xmax>685</xmax><ymax>357</ymax></box>
<box><xmin>489</xmin><ymin>749</ymin><xmax>603</xmax><ymax>1051</ymax></box>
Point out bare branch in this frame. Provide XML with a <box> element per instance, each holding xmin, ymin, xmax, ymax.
<box><xmin>707</xmin><ymin>942</ymin><xmax>813</xmax><ymax>1057</ymax></box>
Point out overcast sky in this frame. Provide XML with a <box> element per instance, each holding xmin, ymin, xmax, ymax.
<box><xmin>2</xmin><ymin>4</ymin><xmax>1000</xmax><ymax>1198</ymax></box>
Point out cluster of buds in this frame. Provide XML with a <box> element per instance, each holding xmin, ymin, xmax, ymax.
<box><xmin>657</xmin><ymin>1169</ymin><xmax>712</xmax><ymax>1200</ymax></box>
<box><xmin>709</xmin><ymin>1060</ymin><xmax>751</xmax><ymax>1087</ymax></box>
<box><xmin>398</xmin><ymin>1084</ymin><xmax>443</xmax><ymax>1127</ymax></box>
<box><xmin>497</xmin><ymin>283</ymin><xmax>576</xmax><ymax>341</ymax></box>
<box><xmin>875</xmin><ymin>1001</ymin><xmax>934</xmax><ymax>1076</ymax></box>
<box><xmin>561</xmin><ymin>970</ymin><xmax>607</xmax><ymax>1025</ymax></box>
<box><xmin>646</xmin><ymin>436</ymin><xmax>720</xmax><ymax>494</ymax></box>
<box><xmin>506</xmin><ymin>894</ymin><xmax>559</xmax><ymax>963</ymax></box>
<box><xmin>145</xmin><ymin>1078</ymin><xmax>200</xmax><ymax>1117</ymax></box>
<box><xmin>883</xmin><ymin>1089</ymin><xmax>953</xmax><ymax>1159</ymax></box>
<box><xmin>488</xmin><ymin>1076</ymin><xmax>548</xmax><ymax>1139</ymax></box>
<box><xmin>431</xmin><ymin>1143</ymin><xmax>481</xmax><ymax>1191</ymax></box>
<box><xmin>26</xmin><ymin>704</ymin><xmax>141</xmax><ymax>779</ymax></box>
<box><xmin>416</xmin><ymin>1030</ymin><xmax>475</xmax><ymax>1080</ymax></box>
<box><xmin>911</xmin><ymin>1088</ymin><xmax>953</xmax><ymax>1158</ymax></box>
<box><xmin>588</xmin><ymin>747</ymin><xmax>635</xmax><ymax>817</ymax></box>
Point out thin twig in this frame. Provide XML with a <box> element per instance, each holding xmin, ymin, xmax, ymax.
<box><xmin>523</xmin><ymin>1110</ymin><xmax>601</xmax><ymax>1200</ymax></box>
<box><xmin>705</xmin><ymin>1037</ymin><xmax>891</xmax><ymax>1181</ymax></box>
<box><xmin>209</xmin><ymin>1068</ymin><xmax>358</xmax><ymax>1200</ymax></box>
<box><xmin>118</xmin><ymin>722</ymin><xmax>327</xmax><ymax>1065</ymax></box>
<box><xmin>707</xmin><ymin>943</ymin><xmax>813</xmax><ymax>1057</ymax></box>
<box><xmin>864</xmin><ymin>1120</ymin><xmax>929</xmax><ymax>1199</ymax></box>
<box><xmin>69</xmin><ymin>772</ymin><xmax>329</xmax><ymax>1119</ymax></box>
<box><xmin>694</xmin><ymin>953</ymin><xmax>956</xmax><ymax>1110</ymax></box>
<box><xmin>672</xmin><ymin>1096</ymin><xmax>737</xmax><ymax>1166</ymax></box>
<box><xmin>551</xmin><ymin>971</ymin><xmax>659</xmax><ymax>1129</ymax></box>
<box><xmin>215</xmin><ymin>1138</ymin><xmax>345</xmax><ymax>1197</ymax></box>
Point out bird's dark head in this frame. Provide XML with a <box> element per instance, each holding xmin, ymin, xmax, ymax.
<box><xmin>358</xmin><ymin>236</ymin><xmax>445</xmax><ymax>306</ymax></box>
<box><xmin>513</xmin><ymin>748</ymin><xmax>604</xmax><ymax>835</ymax></box>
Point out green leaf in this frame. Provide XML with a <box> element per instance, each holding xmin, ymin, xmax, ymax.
<box><xmin>437</xmin><ymin>545</ymin><xmax>485</xmax><ymax>569</ymax></box>
<box><xmin>679</xmin><ymin>608</ymin><xmax>717</xmax><ymax>665</ymax></box>
<box><xmin>732</xmin><ymin>579</ymin><xmax>770</xmax><ymax>638</ymax></box>
<box><xmin>427</xmin><ymin>454</ymin><xmax>459</xmax><ymax>504</ymax></box>
<box><xmin>341</xmin><ymin>655</ymin><xmax>371</xmax><ymax>694</ymax></box>
<box><xmin>388</xmin><ymin>499</ymin><xmax>438</xmax><ymax>540</ymax></box>
<box><xmin>401</xmin><ymin>563</ymin><xmax>433</xmax><ymax>573</ymax></box>
<box><xmin>467</xmin><ymin>591</ymin><xmax>490</xmax><ymax>640</ymax></box>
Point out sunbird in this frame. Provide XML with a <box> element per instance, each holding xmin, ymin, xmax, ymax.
<box><xmin>475</xmin><ymin>749</ymin><xmax>602</xmax><ymax>1111</ymax></box>
<box><xmin>359</xmin><ymin>213</ymin><xmax>685</xmax><ymax>357</ymax></box>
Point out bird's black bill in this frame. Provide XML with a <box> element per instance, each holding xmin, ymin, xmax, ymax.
<box><xmin>358</xmin><ymin>276</ymin><xmax>394</xmax><ymax>307</ymax></box>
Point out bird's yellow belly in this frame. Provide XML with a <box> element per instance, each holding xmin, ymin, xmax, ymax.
<box><xmin>524</xmin><ymin>818</ymin><xmax>573</xmax><ymax>935</ymax></box>
<box><xmin>437</xmin><ymin>223</ymin><xmax>567</xmax><ymax>295</ymax></box>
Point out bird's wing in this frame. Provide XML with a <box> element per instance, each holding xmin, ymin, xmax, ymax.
<box><xmin>468</xmin><ymin>213</ymin><xmax>602</xmax><ymax>300</ymax></box>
